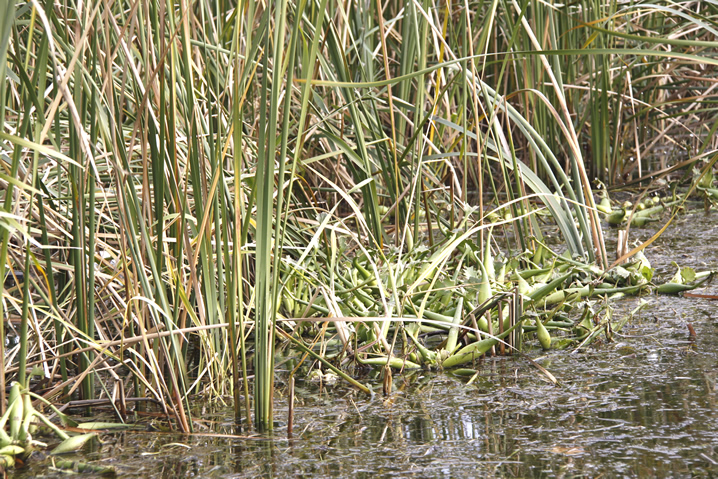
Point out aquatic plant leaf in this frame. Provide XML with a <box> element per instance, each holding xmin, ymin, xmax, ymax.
<box><xmin>638</xmin><ymin>264</ymin><xmax>653</xmax><ymax>283</ymax></box>
<box><xmin>680</xmin><ymin>267</ymin><xmax>696</xmax><ymax>283</ymax></box>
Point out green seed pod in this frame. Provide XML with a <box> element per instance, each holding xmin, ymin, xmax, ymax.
<box><xmin>0</xmin><ymin>454</ymin><xmax>15</xmax><ymax>469</ymax></box>
<box><xmin>634</xmin><ymin>204</ymin><xmax>663</xmax><ymax>217</ymax></box>
<box><xmin>517</xmin><ymin>274</ymin><xmax>531</xmax><ymax>296</ymax></box>
<box><xmin>597</xmin><ymin>194</ymin><xmax>612</xmax><ymax>214</ymax></box>
<box><xmin>496</xmin><ymin>262</ymin><xmax>506</xmax><ymax>285</ymax></box>
<box><xmin>353</xmin><ymin>258</ymin><xmax>377</xmax><ymax>286</ymax></box>
<box><xmin>442</xmin><ymin>321</ymin><xmax>523</xmax><ymax>368</ymax></box>
<box><xmin>630</xmin><ymin>215</ymin><xmax>656</xmax><ymax>227</ymax></box>
<box><xmin>536</xmin><ymin>318</ymin><xmax>551</xmax><ymax>350</ymax></box>
<box><xmin>357</xmin><ymin>357</ymin><xmax>421</xmax><ymax>369</ymax></box>
<box><xmin>50</xmin><ymin>433</ymin><xmax>98</xmax><ymax>455</ymax></box>
<box><xmin>606</xmin><ymin>209</ymin><xmax>626</xmax><ymax>225</ymax></box>
<box><xmin>0</xmin><ymin>445</ymin><xmax>24</xmax><ymax>456</ymax></box>
<box><xmin>656</xmin><ymin>282</ymin><xmax>696</xmax><ymax>295</ymax></box>
<box><xmin>476</xmin><ymin>315</ymin><xmax>489</xmax><ymax>332</ymax></box>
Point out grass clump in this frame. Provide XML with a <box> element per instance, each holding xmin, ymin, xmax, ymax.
<box><xmin>0</xmin><ymin>0</ymin><xmax>716</xmax><ymax>447</ymax></box>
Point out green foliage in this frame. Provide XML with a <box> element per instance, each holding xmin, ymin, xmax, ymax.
<box><xmin>0</xmin><ymin>0</ymin><xmax>716</xmax><ymax>441</ymax></box>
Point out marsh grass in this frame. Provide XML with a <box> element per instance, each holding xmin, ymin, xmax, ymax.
<box><xmin>0</xmin><ymin>0</ymin><xmax>716</xmax><ymax>432</ymax></box>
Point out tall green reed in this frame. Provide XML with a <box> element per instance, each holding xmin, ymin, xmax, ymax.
<box><xmin>0</xmin><ymin>0</ymin><xmax>16</xmax><ymax>413</ymax></box>
<box><xmin>1</xmin><ymin>0</ymin><xmax>717</xmax><ymax>433</ymax></box>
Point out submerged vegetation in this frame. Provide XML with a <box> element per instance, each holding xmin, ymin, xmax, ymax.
<box><xmin>1</xmin><ymin>0</ymin><xmax>718</xmax><ymax>468</ymax></box>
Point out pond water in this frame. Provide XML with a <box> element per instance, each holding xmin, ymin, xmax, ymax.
<box><xmin>18</xmin><ymin>212</ymin><xmax>718</xmax><ymax>478</ymax></box>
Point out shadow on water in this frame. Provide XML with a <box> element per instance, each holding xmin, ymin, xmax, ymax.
<box><xmin>18</xmin><ymin>212</ymin><xmax>718</xmax><ymax>478</ymax></box>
